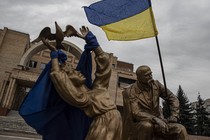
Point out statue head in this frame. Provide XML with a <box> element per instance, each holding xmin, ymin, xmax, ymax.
<box><xmin>62</xmin><ymin>63</ymin><xmax>86</xmax><ymax>87</ymax></box>
<box><xmin>136</xmin><ymin>65</ymin><xmax>153</xmax><ymax>85</ymax></box>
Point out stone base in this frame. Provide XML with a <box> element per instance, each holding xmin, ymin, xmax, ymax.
<box><xmin>0</xmin><ymin>110</ymin><xmax>41</xmax><ymax>140</ymax></box>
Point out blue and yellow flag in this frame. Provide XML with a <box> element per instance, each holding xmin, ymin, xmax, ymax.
<box><xmin>84</xmin><ymin>0</ymin><xmax>158</xmax><ymax>41</ymax></box>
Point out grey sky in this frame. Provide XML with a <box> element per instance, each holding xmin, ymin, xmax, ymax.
<box><xmin>1</xmin><ymin>0</ymin><xmax>210</xmax><ymax>102</ymax></box>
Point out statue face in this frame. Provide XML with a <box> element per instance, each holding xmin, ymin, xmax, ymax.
<box><xmin>140</xmin><ymin>70</ymin><xmax>153</xmax><ymax>84</ymax></box>
<box><xmin>136</xmin><ymin>66</ymin><xmax>153</xmax><ymax>85</ymax></box>
<box><xmin>68</xmin><ymin>69</ymin><xmax>86</xmax><ymax>87</ymax></box>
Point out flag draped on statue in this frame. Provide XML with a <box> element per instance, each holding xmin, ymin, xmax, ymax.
<box><xmin>84</xmin><ymin>0</ymin><xmax>158</xmax><ymax>41</ymax></box>
<box><xmin>19</xmin><ymin>51</ymin><xmax>93</xmax><ymax>140</ymax></box>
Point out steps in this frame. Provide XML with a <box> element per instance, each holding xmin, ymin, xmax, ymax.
<box><xmin>0</xmin><ymin>111</ymin><xmax>41</xmax><ymax>140</ymax></box>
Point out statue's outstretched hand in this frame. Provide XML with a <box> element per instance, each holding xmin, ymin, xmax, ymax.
<box><xmin>79</xmin><ymin>26</ymin><xmax>89</xmax><ymax>39</ymax></box>
<box><xmin>42</xmin><ymin>38</ymin><xmax>56</xmax><ymax>51</ymax></box>
<box><xmin>153</xmin><ymin>117</ymin><xmax>168</xmax><ymax>134</ymax></box>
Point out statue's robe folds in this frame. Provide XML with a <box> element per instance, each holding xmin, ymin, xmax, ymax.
<box><xmin>50</xmin><ymin>48</ymin><xmax>122</xmax><ymax>140</ymax></box>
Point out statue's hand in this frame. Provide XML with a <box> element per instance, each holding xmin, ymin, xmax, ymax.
<box><xmin>42</xmin><ymin>38</ymin><xmax>56</xmax><ymax>51</ymax></box>
<box><xmin>153</xmin><ymin>117</ymin><xmax>168</xmax><ymax>134</ymax></box>
<box><xmin>167</xmin><ymin>116</ymin><xmax>178</xmax><ymax>123</ymax></box>
<box><xmin>79</xmin><ymin>26</ymin><xmax>90</xmax><ymax>39</ymax></box>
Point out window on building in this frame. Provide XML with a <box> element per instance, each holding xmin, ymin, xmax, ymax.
<box><xmin>42</xmin><ymin>50</ymin><xmax>50</xmax><ymax>58</ymax></box>
<box><xmin>40</xmin><ymin>63</ymin><xmax>46</xmax><ymax>70</ymax></box>
<box><xmin>118</xmin><ymin>77</ymin><xmax>136</xmax><ymax>88</ymax></box>
<box><xmin>28</xmin><ymin>60</ymin><xmax>37</xmax><ymax>68</ymax></box>
<box><xmin>35</xmin><ymin>51</ymin><xmax>41</xmax><ymax>56</ymax></box>
<box><xmin>74</xmin><ymin>58</ymin><xmax>79</xmax><ymax>64</ymax></box>
<box><xmin>12</xmin><ymin>86</ymin><xmax>30</xmax><ymax>110</ymax></box>
<box><xmin>67</xmin><ymin>55</ymin><xmax>73</xmax><ymax>63</ymax></box>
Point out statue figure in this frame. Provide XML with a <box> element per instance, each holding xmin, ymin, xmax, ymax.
<box><xmin>122</xmin><ymin>65</ymin><xmax>189</xmax><ymax>140</ymax></box>
<box><xmin>42</xmin><ymin>26</ymin><xmax>122</xmax><ymax>140</ymax></box>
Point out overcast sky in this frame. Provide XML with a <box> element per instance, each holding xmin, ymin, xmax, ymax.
<box><xmin>0</xmin><ymin>0</ymin><xmax>209</xmax><ymax>102</ymax></box>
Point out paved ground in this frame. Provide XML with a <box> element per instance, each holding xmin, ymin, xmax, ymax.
<box><xmin>0</xmin><ymin>111</ymin><xmax>41</xmax><ymax>140</ymax></box>
<box><xmin>189</xmin><ymin>135</ymin><xmax>210</xmax><ymax>140</ymax></box>
<box><xmin>1</xmin><ymin>134</ymin><xmax>210</xmax><ymax>140</ymax></box>
<box><xmin>0</xmin><ymin>135</ymin><xmax>41</xmax><ymax>140</ymax></box>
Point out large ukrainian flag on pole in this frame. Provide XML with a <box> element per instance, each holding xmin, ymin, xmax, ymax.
<box><xmin>84</xmin><ymin>0</ymin><xmax>158</xmax><ymax>41</ymax></box>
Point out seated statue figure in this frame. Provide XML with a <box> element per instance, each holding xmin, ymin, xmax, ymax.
<box><xmin>122</xmin><ymin>65</ymin><xmax>189</xmax><ymax>140</ymax></box>
<box><xmin>43</xmin><ymin>26</ymin><xmax>122</xmax><ymax>140</ymax></box>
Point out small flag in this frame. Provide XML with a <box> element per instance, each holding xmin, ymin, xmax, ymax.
<box><xmin>84</xmin><ymin>0</ymin><xmax>158</xmax><ymax>41</ymax></box>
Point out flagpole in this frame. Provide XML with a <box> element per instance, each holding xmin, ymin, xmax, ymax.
<box><xmin>155</xmin><ymin>35</ymin><xmax>168</xmax><ymax>98</ymax></box>
<box><xmin>155</xmin><ymin>36</ymin><xmax>171</xmax><ymax>116</ymax></box>
<box><xmin>149</xmin><ymin>0</ymin><xmax>169</xmax><ymax>98</ymax></box>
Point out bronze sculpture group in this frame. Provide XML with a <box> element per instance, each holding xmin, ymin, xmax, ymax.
<box><xmin>29</xmin><ymin>22</ymin><xmax>189</xmax><ymax>140</ymax></box>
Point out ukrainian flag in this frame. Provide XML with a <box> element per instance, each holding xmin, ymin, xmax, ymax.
<box><xmin>84</xmin><ymin>0</ymin><xmax>158</xmax><ymax>41</ymax></box>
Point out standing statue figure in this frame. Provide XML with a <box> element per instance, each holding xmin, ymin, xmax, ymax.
<box><xmin>122</xmin><ymin>65</ymin><xmax>189</xmax><ymax>140</ymax></box>
<box><xmin>43</xmin><ymin>26</ymin><xmax>122</xmax><ymax>140</ymax></box>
